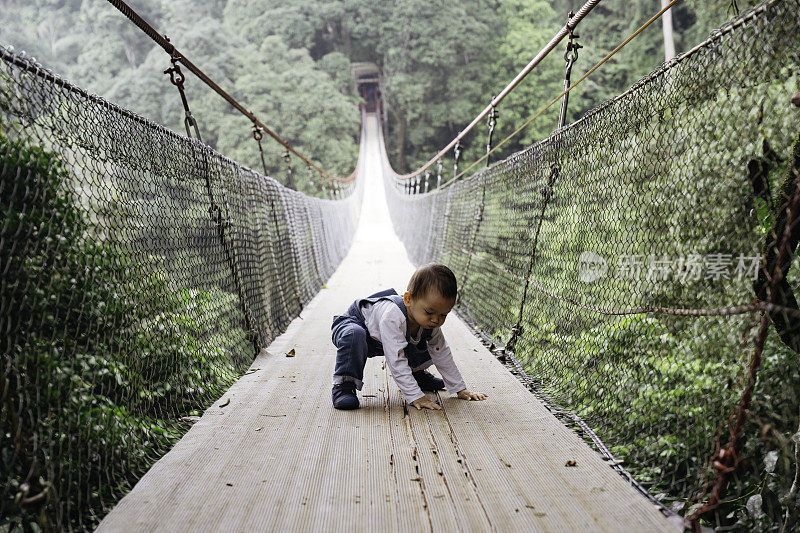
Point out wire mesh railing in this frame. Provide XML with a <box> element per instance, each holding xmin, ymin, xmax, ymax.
<box><xmin>0</xmin><ymin>47</ymin><xmax>363</xmax><ymax>530</ymax></box>
<box><xmin>384</xmin><ymin>0</ymin><xmax>800</xmax><ymax>529</ymax></box>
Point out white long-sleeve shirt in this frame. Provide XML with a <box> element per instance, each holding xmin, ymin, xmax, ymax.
<box><xmin>362</xmin><ymin>299</ymin><xmax>466</xmax><ymax>403</ymax></box>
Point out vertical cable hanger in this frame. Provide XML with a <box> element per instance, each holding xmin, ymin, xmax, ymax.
<box><xmin>506</xmin><ymin>13</ymin><xmax>581</xmax><ymax>355</ymax></box>
<box><xmin>282</xmin><ymin>150</ymin><xmax>295</xmax><ymax>190</ymax></box>
<box><xmin>486</xmin><ymin>97</ymin><xmax>498</xmax><ymax>167</ymax></box>
<box><xmin>163</xmin><ymin>51</ymin><xmax>202</xmax><ymax>141</ymax></box>
<box><xmin>558</xmin><ymin>19</ymin><xmax>582</xmax><ymax>130</ymax></box>
<box><xmin>252</xmin><ymin>125</ymin><xmax>268</xmax><ymax>176</ymax></box>
<box><xmin>453</xmin><ymin>139</ymin><xmax>463</xmax><ymax>181</ymax></box>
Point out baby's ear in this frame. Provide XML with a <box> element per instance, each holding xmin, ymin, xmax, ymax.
<box><xmin>403</xmin><ymin>291</ymin><xmax>411</xmax><ymax>305</ymax></box>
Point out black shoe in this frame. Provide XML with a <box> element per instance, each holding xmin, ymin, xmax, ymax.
<box><xmin>332</xmin><ymin>382</ymin><xmax>359</xmax><ymax>410</ymax></box>
<box><xmin>412</xmin><ymin>370</ymin><xmax>445</xmax><ymax>392</ymax></box>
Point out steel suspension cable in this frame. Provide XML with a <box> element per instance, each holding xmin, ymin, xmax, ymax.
<box><xmin>439</xmin><ymin>0</ymin><xmax>682</xmax><ymax>189</ymax></box>
<box><xmin>398</xmin><ymin>0</ymin><xmax>603</xmax><ymax>181</ymax></box>
<box><xmin>104</xmin><ymin>0</ymin><xmax>345</xmax><ymax>184</ymax></box>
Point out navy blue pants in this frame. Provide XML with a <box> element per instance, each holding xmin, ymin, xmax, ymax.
<box><xmin>331</xmin><ymin>315</ymin><xmax>382</xmax><ymax>389</ymax></box>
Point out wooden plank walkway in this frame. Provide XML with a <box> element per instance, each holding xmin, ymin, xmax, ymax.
<box><xmin>98</xmin><ymin>116</ymin><xmax>677</xmax><ymax>532</ymax></box>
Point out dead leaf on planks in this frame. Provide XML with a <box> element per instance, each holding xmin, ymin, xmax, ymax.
<box><xmin>285</xmin><ymin>349</ymin><xmax>296</xmax><ymax>357</ymax></box>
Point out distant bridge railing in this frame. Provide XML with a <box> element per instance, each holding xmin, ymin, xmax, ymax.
<box><xmin>384</xmin><ymin>1</ymin><xmax>800</xmax><ymax>530</ymax></box>
<box><xmin>0</xmin><ymin>47</ymin><xmax>363</xmax><ymax>530</ymax></box>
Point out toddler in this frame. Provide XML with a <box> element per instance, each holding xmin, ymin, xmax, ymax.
<box><xmin>330</xmin><ymin>263</ymin><xmax>487</xmax><ymax>410</ymax></box>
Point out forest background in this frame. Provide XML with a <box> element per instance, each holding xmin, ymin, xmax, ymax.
<box><xmin>3</xmin><ymin>1</ymin><xmax>799</xmax><ymax>531</ymax></box>
<box><xmin>0</xmin><ymin>0</ymin><xmax>760</xmax><ymax>195</ymax></box>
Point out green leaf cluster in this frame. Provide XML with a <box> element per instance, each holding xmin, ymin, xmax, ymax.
<box><xmin>0</xmin><ymin>131</ymin><xmax>247</xmax><ymax>530</ymax></box>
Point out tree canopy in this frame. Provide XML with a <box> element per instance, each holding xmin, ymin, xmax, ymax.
<box><xmin>0</xmin><ymin>0</ymin><xmax>760</xmax><ymax>191</ymax></box>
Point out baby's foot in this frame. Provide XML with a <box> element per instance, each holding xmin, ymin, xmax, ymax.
<box><xmin>332</xmin><ymin>383</ymin><xmax>359</xmax><ymax>410</ymax></box>
<box><xmin>412</xmin><ymin>370</ymin><xmax>445</xmax><ymax>392</ymax></box>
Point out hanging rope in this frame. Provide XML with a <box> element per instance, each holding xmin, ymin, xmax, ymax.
<box><xmin>690</xmin><ymin>132</ymin><xmax>800</xmax><ymax>529</ymax></box>
<box><xmin>453</xmin><ymin>139</ymin><xmax>462</xmax><ymax>179</ymax></box>
<box><xmin>282</xmin><ymin>150</ymin><xmax>295</xmax><ymax>190</ymax></box>
<box><xmin>163</xmin><ymin>51</ymin><xmax>260</xmax><ymax>357</ymax></box>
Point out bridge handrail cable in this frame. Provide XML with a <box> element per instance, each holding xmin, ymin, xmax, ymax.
<box><xmin>438</xmin><ymin>0</ymin><xmax>682</xmax><ymax>189</ymax></box>
<box><xmin>396</xmin><ymin>0</ymin><xmax>602</xmax><ymax>181</ymax></box>
<box><xmin>396</xmin><ymin>0</ymin><xmax>683</xmax><ymax>188</ymax></box>
<box><xmin>105</xmin><ymin>0</ymin><xmax>350</xmax><ymax>185</ymax></box>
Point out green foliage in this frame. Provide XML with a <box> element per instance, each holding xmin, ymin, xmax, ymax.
<box><xmin>0</xmin><ymin>0</ymin><xmax>766</xmax><ymax>183</ymax></box>
<box><xmin>0</xmin><ymin>131</ymin><xmax>246</xmax><ymax>529</ymax></box>
<box><xmin>442</xmin><ymin>12</ymin><xmax>800</xmax><ymax>528</ymax></box>
<box><xmin>2</xmin><ymin>2</ymin><xmax>797</xmax><ymax>530</ymax></box>
<box><xmin>0</xmin><ymin>0</ymin><xmax>360</xmax><ymax>194</ymax></box>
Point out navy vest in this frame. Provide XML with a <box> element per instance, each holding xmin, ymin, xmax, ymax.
<box><xmin>345</xmin><ymin>288</ymin><xmax>433</xmax><ymax>368</ymax></box>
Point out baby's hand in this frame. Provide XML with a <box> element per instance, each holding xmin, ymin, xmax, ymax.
<box><xmin>457</xmin><ymin>389</ymin><xmax>488</xmax><ymax>401</ymax></box>
<box><xmin>411</xmin><ymin>397</ymin><xmax>442</xmax><ymax>410</ymax></box>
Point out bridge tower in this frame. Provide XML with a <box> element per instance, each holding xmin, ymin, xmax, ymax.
<box><xmin>351</xmin><ymin>62</ymin><xmax>383</xmax><ymax>119</ymax></box>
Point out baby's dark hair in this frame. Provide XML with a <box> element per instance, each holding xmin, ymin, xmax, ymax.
<box><xmin>407</xmin><ymin>263</ymin><xmax>457</xmax><ymax>300</ymax></box>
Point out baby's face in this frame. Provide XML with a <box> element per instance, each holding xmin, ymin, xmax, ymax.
<box><xmin>403</xmin><ymin>290</ymin><xmax>456</xmax><ymax>330</ymax></box>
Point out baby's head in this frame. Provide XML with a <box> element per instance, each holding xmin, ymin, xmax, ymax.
<box><xmin>403</xmin><ymin>264</ymin><xmax>457</xmax><ymax>330</ymax></box>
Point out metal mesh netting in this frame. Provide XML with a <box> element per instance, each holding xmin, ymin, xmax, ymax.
<box><xmin>385</xmin><ymin>0</ymin><xmax>799</xmax><ymax>528</ymax></box>
<box><xmin>0</xmin><ymin>47</ymin><xmax>362</xmax><ymax>529</ymax></box>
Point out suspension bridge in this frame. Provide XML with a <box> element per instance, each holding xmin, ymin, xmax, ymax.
<box><xmin>2</xmin><ymin>0</ymin><xmax>800</xmax><ymax>531</ymax></box>
<box><xmin>94</xmin><ymin>114</ymin><xmax>676</xmax><ymax>532</ymax></box>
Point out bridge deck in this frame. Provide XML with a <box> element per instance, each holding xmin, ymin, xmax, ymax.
<box><xmin>98</xmin><ymin>116</ymin><xmax>676</xmax><ymax>532</ymax></box>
